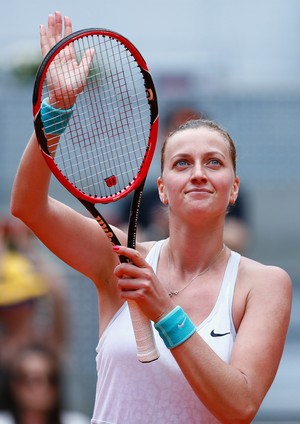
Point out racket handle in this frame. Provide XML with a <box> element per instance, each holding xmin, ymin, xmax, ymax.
<box><xmin>127</xmin><ymin>299</ymin><xmax>160</xmax><ymax>363</ymax></box>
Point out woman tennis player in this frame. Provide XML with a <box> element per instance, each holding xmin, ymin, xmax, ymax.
<box><xmin>11</xmin><ymin>12</ymin><xmax>292</xmax><ymax>424</ymax></box>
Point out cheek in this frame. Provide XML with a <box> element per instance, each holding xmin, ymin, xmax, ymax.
<box><xmin>159</xmin><ymin>181</ymin><xmax>173</xmax><ymax>205</ymax></box>
<box><xmin>161</xmin><ymin>174</ymin><xmax>183</xmax><ymax>199</ymax></box>
<box><xmin>215</xmin><ymin>174</ymin><xmax>236</xmax><ymax>200</ymax></box>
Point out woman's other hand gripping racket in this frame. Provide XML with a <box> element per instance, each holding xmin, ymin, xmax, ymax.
<box><xmin>113</xmin><ymin>245</ymin><xmax>174</xmax><ymax>324</ymax></box>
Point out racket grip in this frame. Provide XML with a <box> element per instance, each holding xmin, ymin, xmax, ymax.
<box><xmin>127</xmin><ymin>299</ymin><xmax>160</xmax><ymax>363</ymax></box>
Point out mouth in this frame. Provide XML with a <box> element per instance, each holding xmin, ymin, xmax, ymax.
<box><xmin>185</xmin><ymin>187</ymin><xmax>212</xmax><ymax>195</ymax></box>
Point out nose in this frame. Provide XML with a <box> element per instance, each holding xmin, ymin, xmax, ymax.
<box><xmin>191</xmin><ymin>162</ymin><xmax>207</xmax><ymax>182</ymax></box>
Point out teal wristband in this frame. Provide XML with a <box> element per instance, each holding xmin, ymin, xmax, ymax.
<box><xmin>41</xmin><ymin>98</ymin><xmax>75</xmax><ymax>135</ymax></box>
<box><xmin>154</xmin><ymin>306</ymin><xmax>196</xmax><ymax>349</ymax></box>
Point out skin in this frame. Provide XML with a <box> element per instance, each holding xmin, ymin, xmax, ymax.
<box><xmin>11</xmin><ymin>11</ymin><xmax>292</xmax><ymax>424</ymax></box>
<box><xmin>10</xmin><ymin>352</ymin><xmax>58</xmax><ymax>418</ymax></box>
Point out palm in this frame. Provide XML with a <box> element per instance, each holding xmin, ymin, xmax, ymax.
<box><xmin>41</xmin><ymin>13</ymin><xmax>94</xmax><ymax>109</ymax></box>
<box><xmin>47</xmin><ymin>44</ymin><xmax>93</xmax><ymax>108</ymax></box>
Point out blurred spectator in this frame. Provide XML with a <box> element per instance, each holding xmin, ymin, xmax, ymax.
<box><xmin>160</xmin><ymin>105</ymin><xmax>208</xmax><ymax>143</ymax></box>
<box><xmin>0</xmin><ymin>344</ymin><xmax>90</xmax><ymax>424</ymax></box>
<box><xmin>0</xmin><ymin>216</ymin><xmax>69</xmax><ymax>409</ymax></box>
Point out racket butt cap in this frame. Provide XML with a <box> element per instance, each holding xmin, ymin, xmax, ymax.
<box><xmin>137</xmin><ymin>349</ymin><xmax>160</xmax><ymax>363</ymax></box>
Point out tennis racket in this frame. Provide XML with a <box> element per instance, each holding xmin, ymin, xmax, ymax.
<box><xmin>32</xmin><ymin>28</ymin><xmax>160</xmax><ymax>363</ymax></box>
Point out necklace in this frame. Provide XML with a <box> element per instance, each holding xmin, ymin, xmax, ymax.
<box><xmin>167</xmin><ymin>244</ymin><xmax>226</xmax><ymax>297</ymax></box>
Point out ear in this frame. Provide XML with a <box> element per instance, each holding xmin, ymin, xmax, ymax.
<box><xmin>157</xmin><ymin>176</ymin><xmax>168</xmax><ymax>205</ymax></box>
<box><xmin>229</xmin><ymin>176</ymin><xmax>240</xmax><ymax>205</ymax></box>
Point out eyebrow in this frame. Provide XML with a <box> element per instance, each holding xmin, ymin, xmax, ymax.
<box><xmin>171</xmin><ymin>151</ymin><xmax>226</xmax><ymax>160</ymax></box>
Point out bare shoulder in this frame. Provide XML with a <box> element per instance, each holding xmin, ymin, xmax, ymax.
<box><xmin>237</xmin><ymin>255</ymin><xmax>292</xmax><ymax>301</ymax></box>
<box><xmin>239</xmin><ymin>255</ymin><xmax>289</xmax><ymax>275</ymax></box>
<box><xmin>233</xmin><ymin>254</ymin><xmax>292</xmax><ymax>341</ymax></box>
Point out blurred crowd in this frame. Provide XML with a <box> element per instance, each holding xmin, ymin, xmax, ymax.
<box><xmin>0</xmin><ymin>215</ymin><xmax>90</xmax><ymax>424</ymax></box>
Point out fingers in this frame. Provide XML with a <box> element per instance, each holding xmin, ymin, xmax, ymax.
<box><xmin>40</xmin><ymin>24</ymin><xmax>49</xmax><ymax>59</ymax></box>
<box><xmin>40</xmin><ymin>11</ymin><xmax>73</xmax><ymax>57</ymax></box>
<box><xmin>54</xmin><ymin>12</ymin><xmax>63</xmax><ymax>41</ymax></box>
<box><xmin>64</xmin><ymin>15</ymin><xmax>73</xmax><ymax>37</ymax></box>
<box><xmin>112</xmin><ymin>245</ymin><xmax>147</xmax><ymax>268</ymax></box>
<box><xmin>46</xmin><ymin>13</ymin><xmax>58</xmax><ymax>49</ymax></box>
<box><xmin>80</xmin><ymin>48</ymin><xmax>95</xmax><ymax>78</ymax></box>
<box><xmin>113</xmin><ymin>246</ymin><xmax>150</xmax><ymax>284</ymax></box>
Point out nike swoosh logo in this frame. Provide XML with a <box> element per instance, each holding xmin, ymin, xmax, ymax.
<box><xmin>178</xmin><ymin>317</ymin><xmax>187</xmax><ymax>328</ymax></box>
<box><xmin>210</xmin><ymin>329</ymin><xmax>230</xmax><ymax>338</ymax></box>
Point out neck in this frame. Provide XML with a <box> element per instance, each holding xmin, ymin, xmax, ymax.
<box><xmin>168</xmin><ymin>239</ymin><xmax>225</xmax><ymax>273</ymax></box>
<box><xmin>167</xmin><ymin>240</ymin><xmax>227</xmax><ymax>297</ymax></box>
<box><xmin>168</xmin><ymin>221</ymin><xmax>225</xmax><ymax>273</ymax></box>
<box><xmin>20</xmin><ymin>410</ymin><xmax>47</xmax><ymax>424</ymax></box>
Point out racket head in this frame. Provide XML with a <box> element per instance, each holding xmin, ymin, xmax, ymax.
<box><xmin>33</xmin><ymin>28</ymin><xmax>159</xmax><ymax>204</ymax></box>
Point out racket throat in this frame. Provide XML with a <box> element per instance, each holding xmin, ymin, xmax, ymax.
<box><xmin>127</xmin><ymin>179</ymin><xmax>145</xmax><ymax>249</ymax></box>
<box><xmin>79</xmin><ymin>199</ymin><xmax>121</xmax><ymax>246</ymax></box>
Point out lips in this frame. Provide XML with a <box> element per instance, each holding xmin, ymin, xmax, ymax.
<box><xmin>185</xmin><ymin>187</ymin><xmax>212</xmax><ymax>195</ymax></box>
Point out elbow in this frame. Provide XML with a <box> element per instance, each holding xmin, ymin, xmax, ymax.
<box><xmin>10</xmin><ymin>192</ymin><xmax>33</xmax><ymax>226</ymax></box>
<box><xmin>10</xmin><ymin>200</ymin><xmax>19</xmax><ymax>219</ymax></box>
<box><xmin>10</xmin><ymin>194</ymin><xmax>25</xmax><ymax>222</ymax></box>
<box><xmin>242</xmin><ymin>399</ymin><xmax>261</xmax><ymax>424</ymax></box>
<box><xmin>211</xmin><ymin>390</ymin><xmax>259</xmax><ymax>424</ymax></box>
<box><xmin>234</xmin><ymin>407</ymin><xmax>257</xmax><ymax>424</ymax></box>
<box><xmin>10</xmin><ymin>196</ymin><xmax>21</xmax><ymax>219</ymax></box>
<box><xmin>220</xmin><ymin>399</ymin><xmax>259</xmax><ymax>424</ymax></box>
<box><xmin>220</xmin><ymin>412</ymin><xmax>256</xmax><ymax>424</ymax></box>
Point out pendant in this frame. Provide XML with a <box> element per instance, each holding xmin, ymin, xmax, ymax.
<box><xmin>168</xmin><ymin>290</ymin><xmax>179</xmax><ymax>297</ymax></box>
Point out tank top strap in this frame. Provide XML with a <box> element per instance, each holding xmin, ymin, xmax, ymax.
<box><xmin>220</xmin><ymin>250</ymin><xmax>241</xmax><ymax>301</ymax></box>
<box><xmin>145</xmin><ymin>239</ymin><xmax>166</xmax><ymax>272</ymax></box>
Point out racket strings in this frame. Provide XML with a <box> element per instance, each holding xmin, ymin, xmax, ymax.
<box><xmin>42</xmin><ymin>34</ymin><xmax>152</xmax><ymax>199</ymax></box>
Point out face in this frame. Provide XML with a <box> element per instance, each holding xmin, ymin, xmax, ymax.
<box><xmin>11</xmin><ymin>352</ymin><xmax>58</xmax><ymax>412</ymax></box>
<box><xmin>158</xmin><ymin>127</ymin><xmax>239</xmax><ymax>221</ymax></box>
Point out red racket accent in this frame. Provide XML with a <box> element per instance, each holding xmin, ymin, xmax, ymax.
<box><xmin>33</xmin><ymin>28</ymin><xmax>160</xmax><ymax>362</ymax></box>
<box><xmin>33</xmin><ymin>28</ymin><xmax>158</xmax><ymax>204</ymax></box>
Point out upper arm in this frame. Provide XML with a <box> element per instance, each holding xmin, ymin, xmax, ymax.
<box><xmin>28</xmin><ymin>196</ymin><xmax>127</xmax><ymax>285</ymax></box>
<box><xmin>231</xmin><ymin>265</ymin><xmax>292</xmax><ymax>406</ymax></box>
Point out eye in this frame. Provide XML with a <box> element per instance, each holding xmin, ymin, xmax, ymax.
<box><xmin>174</xmin><ymin>159</ymin><xmax>190</xmax><ymax>168</ymax></box>
<box><xmin>207</xmin><ymin>158</ymin><xmax>222</xmax><ymax>167</ymax></box>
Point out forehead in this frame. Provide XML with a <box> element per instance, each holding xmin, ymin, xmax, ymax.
<box><xmin>166</xmin><ymin>127</ymin><xmax>230</xmax><ymax>155</ymax></box>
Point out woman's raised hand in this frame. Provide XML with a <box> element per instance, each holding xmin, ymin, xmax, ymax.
<box><xmin>40</xmin><ymin>11</ymin><xmax>94</xmax><ymax>109</ymax></box>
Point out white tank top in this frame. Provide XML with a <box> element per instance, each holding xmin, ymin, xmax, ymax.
<box><xmin>91</xmin><ymin>240</ymin><xmax>240</xmax><ymax>424</ymax></box>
